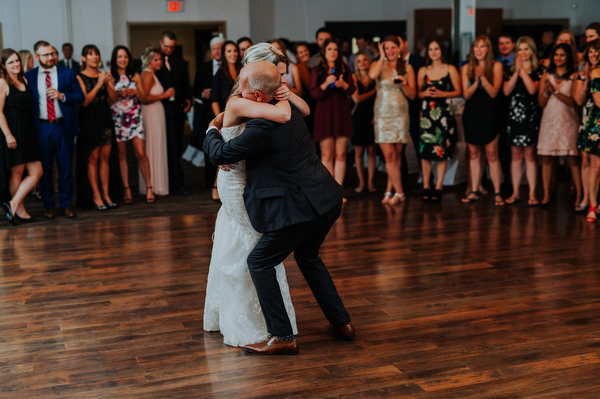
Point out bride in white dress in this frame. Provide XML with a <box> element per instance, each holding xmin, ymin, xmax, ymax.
<box><xmin>203</xmin><ymin>44</ymin><xmax>311</xmax><ymax>347</ymax></box>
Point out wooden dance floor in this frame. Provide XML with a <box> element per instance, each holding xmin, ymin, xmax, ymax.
<box><xmin>1</xmin><ymin>181</ymin><xmax>600</xmax><ymax>398</ymax></box>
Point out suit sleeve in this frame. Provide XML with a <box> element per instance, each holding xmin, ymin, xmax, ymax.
<box><xmin>181</xmin><ymin>60</ymin><xmax>191</xmax><ymax>101</ymax></box>
<box><xmin>203</xmin><ymin>118</ymin><xmax>275</xmax><ymax>166</ymax></box>
<box><xmin>63</xmin><ymin>69</ymin><xmax>84</xmax><ymax>104</ymax></box>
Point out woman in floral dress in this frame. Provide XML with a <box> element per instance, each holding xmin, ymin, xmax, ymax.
<box><xmin>417</xmin><ymin>40</ymin><xmax>461</xmax><ymax>202</ymax></box>
<box><xmin>108</xmin><ymin>45</ymin><xmax>153</xmax><ymax>203</ymax></box>
<box><xmin>574</xmin><ymin>39</ymin><xmax>600</xmax><ymax>222</ymax></box>
<box><xmin>502</xmin><ymin>36</ymin><xmax>543</xmax><ymax>206</ymax></box>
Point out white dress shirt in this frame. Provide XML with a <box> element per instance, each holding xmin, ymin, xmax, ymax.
<box><xmin>37</xmin><ymin>66</ymin><xmax>64</xmax><ymax>119</ymax></box>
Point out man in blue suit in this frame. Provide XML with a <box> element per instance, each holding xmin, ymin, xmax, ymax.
<box><xmin>25</xmin><ymin>41</ymin><xmax>84</xmax><ymax>219</ymax></box>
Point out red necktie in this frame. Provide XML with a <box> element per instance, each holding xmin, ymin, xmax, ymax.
<box><xmin>45</xmin><ymin>71</ymin><xmax>55</xmax><ymax>122</ymax></box>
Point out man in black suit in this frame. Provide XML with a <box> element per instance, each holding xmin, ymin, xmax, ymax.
<box><xmin>57</xmin><ymin>43</ymin><xmax>80</xmax><ymax>75</ymax></box>
<box><xmin>156</xmin><ymin>30</ymin><xmax>192</xmax><ymax>196</ymax></box>
<box><xmin>192</xmin><ymin>36</ymin><xmax>224</xmax><ymax>192</ymax></box>
<box><xmin>204</xmin><ymin>61</ymin><xmax>354</xmax><ymax>355</ymax></box>
<box><xmin>399</xmin><ymin>35</ymin><xmax>424</xmax><ymax>190</ymax></box>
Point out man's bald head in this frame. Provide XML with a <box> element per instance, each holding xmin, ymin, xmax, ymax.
<box><xmin>239</xmin><ymin>61</ymin><xmax>281</xmax><ymax>102</ymax></box>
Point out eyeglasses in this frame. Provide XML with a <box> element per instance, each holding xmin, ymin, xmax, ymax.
<box><xmin>38</xmin><ymin>52</ymin><xmax>58</xmax><ymax>58</ymax></box>
<box><xmin>161</xmin><ymin>44</ymin><xmax>176</xmax><ymax>49</ymax></box>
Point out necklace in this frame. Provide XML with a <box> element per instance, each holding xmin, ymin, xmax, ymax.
<box><xmin>553</xmin><ymin>71</ymin><xmax>570</xmax><ymax>80</ymax></box>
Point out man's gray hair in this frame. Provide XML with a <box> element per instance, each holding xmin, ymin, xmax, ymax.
<box><xmin>245</xmin><ymin>61</ymin><xmax>281</xmax><ymax>98</ymax></box>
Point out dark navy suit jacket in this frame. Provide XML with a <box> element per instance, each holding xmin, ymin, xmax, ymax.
<box><xmin>204</xmin><ymin>105</ymin><xmax>343</xmax><ymax>233</ymax></box>
<box><xmin>25</xmin><ymin>66</ymin><xmax>84</xmax><ymax>138</ymax></box>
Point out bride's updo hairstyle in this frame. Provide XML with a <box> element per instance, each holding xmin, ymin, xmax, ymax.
<box><xmin>141</xmin><ymin>47</ymin><xmax>161</xmax><ymax>70</ymax></box>
<box><xmin>229</xmin><ymin>42</ymin><xmax>287</xmax><ymax>98</ymax></box>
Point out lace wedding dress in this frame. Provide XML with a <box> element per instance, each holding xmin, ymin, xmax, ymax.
<box><xmin>203</xmin><ymin>123</ymin><xmax>298</xmax><ymax>347</ymax></box>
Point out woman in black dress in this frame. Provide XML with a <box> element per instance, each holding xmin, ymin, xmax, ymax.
<box><xmin>417</xmin><ymin>40</ymin><xmax>461</xmax><ymax>202</ymax></box>
<box><xmin>76</xmin><ymin>44</ymin><xmax>116</xmax><ymax>211</ymax></box>
<box><xmin>0</xmin><ymin>49</ymin><xmax>43</xmax><ymax>225</ymax></box>
<box><xmin>351</xmin><ymin>51</ymin><xmax>377</xmax><ymax>193</ymax></box>
<box><xmin>461</xmin><ymin>35</ymin><xmax>504</xmax><ymax>206</ymax></box>
<box><xmin>502</xmin><ymin>36</ymin><xmax>543</xmax><ymax>206</ymax></box>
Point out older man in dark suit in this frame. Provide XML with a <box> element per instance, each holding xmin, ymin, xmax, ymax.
<box><xmin>204</xmin><ymin>61</ymin><xmax>354</xmax><ymax>355</ymax></box>
<box><xmin>25</xmin><ymin>40</ymin><xmax>84</xmax><ymax>219</ymax></box>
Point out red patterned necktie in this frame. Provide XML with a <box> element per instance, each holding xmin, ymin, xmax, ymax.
<box><xmin>45</xmin><ymin>71</ymin><xmax>55</xmax><ymax>122</ymax></box>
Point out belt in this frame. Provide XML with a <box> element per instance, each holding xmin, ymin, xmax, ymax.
<box><xmin>40</xmin><ymin>118</ymin><xmax>64</xmax><ymax>124</ymax></box>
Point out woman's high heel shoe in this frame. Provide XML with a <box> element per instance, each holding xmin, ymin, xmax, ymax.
<box><xmin>94</xmin><ymin>201</ymin><xmax>107</xmax><ymax>211</ymax></box>
<box><xmin>381</xmin><ymin>192</ymin><xmax>392</xmax><ymax>204</ymax></box>
<box><xmin>103</xmin><ymin>198</ymin><xmax>117</xmax><ymax>209</ymax></box>
<box><xmin>123</xmin><ymin>187</ymin><xmax>132</xmax><ymax>204</ymax></box>
<box><xmin>586</xmin><ymin>206</ymin><xmax>597</xmax><ymax>223</ymax></box>
<box><xmin>146</xmin><ymin>186</ymin><xmax>155</xmax><ymax>203</ymax></box>
<box><xmin>389</xmin><ymin>192</ymin><xmax>405</xmax><ymax>205</ymax></box>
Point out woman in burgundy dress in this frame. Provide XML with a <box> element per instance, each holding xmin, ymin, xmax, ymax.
<box><xmin>310</xmin><ymin>39</ymin><xmax>355</xmax><ymax>200</ymax></box>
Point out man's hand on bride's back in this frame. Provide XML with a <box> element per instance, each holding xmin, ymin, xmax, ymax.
<box><xmin>209</xmin><ymin>112</ymin><xmax>225</xmax><ymax>132</ymax></box>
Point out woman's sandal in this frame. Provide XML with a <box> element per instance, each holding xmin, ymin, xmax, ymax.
<box><xmin>505</xmin><ymin>196</ymin><xmax>521</xmax><ymax>205</ymax></box>
<box><xmin>368</xmin><ymin>184</ymin><xmax>377</xmax><ymax>192</ymax></box>
<box><xmin>146</xmin><ymin>186</ymin><xmax>155</xmax><ymax>203</ymax></box>
<box><xmin>574</xmin><ymin>203</ymin><xmax>589</xmax><ymax>214</ymax></box>
<box><xmin>528</xmin><ymin>199</ymin><xmax>539</xmax><ymax>207</ymax></box>
<box><xmin>389</xmin><ymin>192</ymin><xmax>405</xmax><ymax>205</ymax></box>
<box><xmin>461</xmin><ymin>191</ymin><xmax>480</xmax><ymax>203</ymax></box>
<box><xmin>381</xmin><ymin>192</ymin><xmax>392</xmax><ymax>204</ymax></box>
<box><xmin>123</xmin><ymin>187</ymin><xmax>132</xmax><ymax>204</ymax></box>
<box><xmin>586</xmin><ymin>206</ymin><xmax>597</xmax><ymax>223</ymax></box>
<box><xmin>355</xmin><ymin>185</ymin><xmax>365</xmax><ymax>193</ymax></box>
<box><xmin>431</xmin><ymin>189</ymin><xmax>443</xmax><ymax>203</ymax></box>
<box><xmin>494</xmin><ymin>193</ymin><xmax>505</xmax><ymax>207</ymax></box>
<box><xmin>421</xmin><ymin>188</ymin><xmax>431</xmax><ymax>202</ymax></box>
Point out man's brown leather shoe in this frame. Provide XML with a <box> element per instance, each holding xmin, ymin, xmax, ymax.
<box><xmin>332</xmin><ymin>323</ymin><xmax>356</xmax><ymax>341</ymax></box>
<box><xmin>63</xmin><ymin>208</ymin><xmax>76</xmax><ymax>218</ymax></box>
<box><xmin>244</xmin><ymin>336</ymin><xmax>299</xmax><ymax>355</ymax></box>
<box><xmin>44</xmin><ymin>209</ymin><xmax>55</xmax><ymax>219</ymax></box>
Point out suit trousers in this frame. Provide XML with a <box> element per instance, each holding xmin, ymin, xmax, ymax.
<box><xmin>247</xmin><ymin>202</ymin><xmax>350</xmax><ymax>337</ymax></box>
<box><xmin>165</xmin><ymin>113</ymin><xmax>186</xmax><ymax>189</ymax></box>
<box><xmin>38</xmin><ymin>122</ymin><xmax>74</xmax><ymax>209</ymax></box>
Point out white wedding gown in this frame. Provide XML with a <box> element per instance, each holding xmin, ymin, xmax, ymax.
<box><xmin>203</xmin><ymin>123</ymin><xmax>298</xmax><ymax>347</ymax></box>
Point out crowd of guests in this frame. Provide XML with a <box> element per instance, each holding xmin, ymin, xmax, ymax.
<box><xmin>2</xmin><ymin>22</ymin><xmax>600</xmax><ymax>226</ymax></box>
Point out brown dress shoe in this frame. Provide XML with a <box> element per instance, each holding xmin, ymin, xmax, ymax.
<box><xmin>63</xmin><ymin>208</ymin><xmax>76</xmax><ymax>218</ymax></box>
<box><xmin>44</xmin><ymin>209</ymin><xmax>56</xmax><ymax>219</ymax></box>
<box><xmin>244</xmin><ymin>336</ymin><xmax>299</xmax><ymax>355</ymax></box>
<box><xmin>332</xmin><ymin>323</ymin><xmax>356</xmax><ymax>341</ymax></box>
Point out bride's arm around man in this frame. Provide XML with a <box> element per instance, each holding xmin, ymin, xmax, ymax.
<box><xmin>204</xmin><ymin>61</ymin><xmax>355</xmax><ymax>356</ymax></box>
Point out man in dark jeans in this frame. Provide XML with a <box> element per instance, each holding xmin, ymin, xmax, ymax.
<box><xmin>156</xmin><ymin>30</ymin><xmax>192</xmax><ymax>196</ymax></box>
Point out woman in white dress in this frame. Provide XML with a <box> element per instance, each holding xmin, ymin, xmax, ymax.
<box><xmin>203</xmin><ymin>44</ymin><xmax>310</xmax><ymax>347</ymax></box>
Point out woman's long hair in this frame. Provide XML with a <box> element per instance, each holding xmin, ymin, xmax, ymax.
<box><xmin>353</xmin><ymin>51</ymin><xmax>373</xmax><ymax>82</ymax></box>
<box><xmin>423</xmin><ymin>39</ymin><xmax>448</xmax><ymax>67</ymax></box>
<box><xmin>555</xmin><ymin>30</ymin><xmax>578</xmax><ymax>65</ymax></box>
<box><xmin>230</xmin><ymin>43</ymin><xmax>287</xmax><ymax>101</ymax></box>
<box><xmin>141</xmin><ymin>47</ymin><xmax>161</xmax><ymax>70</ymax></box>
<box><xmin>1</xmin><ymin>48</ymin><xmax>24</xmax><ymax>86</ymax></box>
<box><xmin>110</xmin><ymin>45</ymin><xmax>135</xmax><ymax>81</ymax></box>
<box><xmin>510</xmin><ymin>36</ymin><xmax>539</xmax><ymax>73</ymax></box>
<box><xmin>80</xmin><ymin>44</ymin><xmax>100</xmax><ymax>71</ymax></box>
<box><xmin>467</xmin><ymin>35</ymin><xmax>495</xmax><ymax>82</ymax></box>
<box><xmin>381</xmin><ymin>35</ymin><xmax>406</xmax><ymax>76</ymax></box>
<box><xmin>583</xmin><ymin>39</ymin><xmax>600</xmax><ymax>69</ymax></box>
<box><xmin>219</xmin><ymin>40</ymin><xmax>242</xmax><ymax>84</ymax></box>
<box><xmin>547</xmin><ymin>43</ymin><xmax>575</xmax><ymax>76</ymax></box>
<box><xmin>318</xmin><ymin>38</ymin><xmax>346</xmax><ymax>82</ymax></box>
<box><xmin>18</xmin><ymin>49</ymin><xmax>33</xmax><ymax>72</ymax></box>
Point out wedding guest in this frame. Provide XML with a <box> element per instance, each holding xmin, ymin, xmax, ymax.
<box><xmin>497</xmin><ymin>33</ymin><xmax>516</xmax><ymax>66</ymax></box>
<box><xmin>537</xmin><ymin>43</ymin><xmax>580</xmax><ymax>207</ymax></box>
<box><xmin>585</xmin><ymin>22</ymin><xmax>600</xmax><ymax>42</ymax></box>
<box><xmin>271</xmin><ymin>39</ymin><xmax>302</xmax><ymax>96</ymax></box>
<box><xmin>461</xmin><ymin>35</ymin><xmax>504</xmax><ymax>206</ymax></box>
<box><xmin>541</xmin><ymin>30</ymin><xmax>580</xmax><ymax>68</ymax></box>
<box><xmin>211</xmin><ymin>40</ymin><xmax>241</xmax><ymax>117</ymax></box>
<box><xmin>236</xmin><ymin>36</ymin><xmax>253</xmax><ymax>59</ymax></box>
<box><xmin>369</xmin><ymin>36</ymin><xmax>416</xmax><ymax>205</ymax></box>
<box><xmin>574</xmin><ymin>39</ymin><xmax>600</xmax><ymax>219</ymax></box>
<box><xmin>24</xmin><ymin>41</ymin><xmax>84</xmax><ymax>219</ymax></box>
<box><xmin>417</xmin><ymin>40</ymin><xmax>461</xmax><ymax>203</ymax></box>
<box><xmin>155</xmin><ymin>31</ymin><xmax>192</xmax><ymax>196</ymax></box>
<box><xmin>502</xmin><ymin>37</ymin><xmax>543</xmax><ymax>206</ymax></box>
<box><xmin>351</xmin><ymin>52</ymin><xmax>377</xmax><ymax>193</ymax></box>
<box><xmin>192</xmin><ymin>36</ymin><xmax>223</xmax><ymax>200</ymax></box>
<box><xmin>140</xmin><ymin>47</ymin><xmax>175</xmax><ymax>197</ymax></box>
<box><xmin>294</xmin><ymin>41</ymin><xmax>315</xmax><ymax>134</ymax></box>
<box><xmin>108</xmin><ymin>45</ymin><xmax>154</xmax><ymax>204</ymax></box>
<box><xmin>349</xmin><ymin>35</ymin><xmax>375</xmax><ymax>73</ymax></box>
<box><xmin>308</xmin><ymin>27</ymin><xmax>333</xmax><ymax>68</ymax></box>
<box><xmin>58</xmin><ymin>43</ymin><xmax>80</xmax><ymax>74</ymax></box>
<box><xmin>76</xmin><ymin>45</ymin><xmax>116</xmax><ymax>211</ymax></box>
<box><xmin>0</xmin><ymin>49</ymin><xmax>43</xmax><ymax>225</ymax></box>
<box><xmin>18</xmin><ymin>50</ymin><xmax>34</xmax><ymax>72</ymax></box>
<box><xmin>310</xmin><ymin>38</ymin><xmax>355</xmax><ymax>201</ymax></box>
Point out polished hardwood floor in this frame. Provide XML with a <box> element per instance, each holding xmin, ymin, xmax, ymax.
<box><xmin>1</xmin><ymin>173</ymin><xmax>600</xmax><ymax>398</ymax></box>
